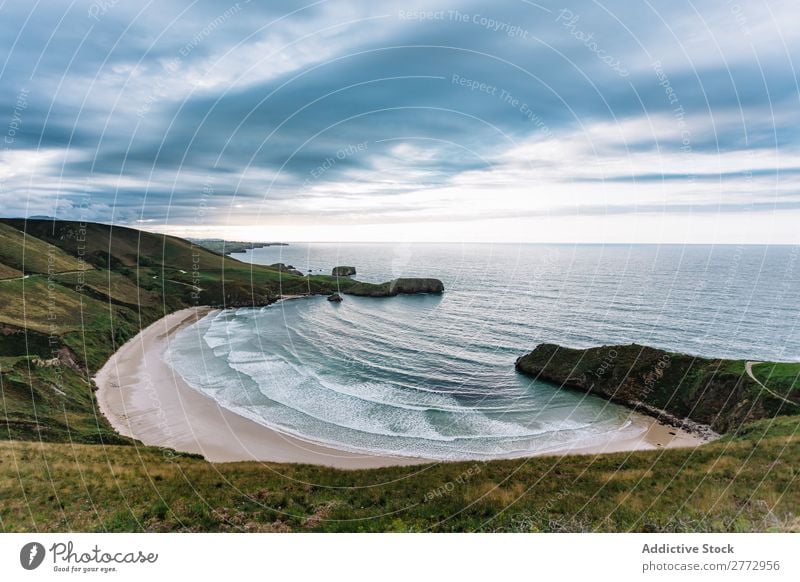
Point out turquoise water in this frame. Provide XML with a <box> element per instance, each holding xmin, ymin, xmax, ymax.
<box><xmin>165</xmin><ymin>244</ymin><xmax>800</xmax><ymax>460</ymax></box>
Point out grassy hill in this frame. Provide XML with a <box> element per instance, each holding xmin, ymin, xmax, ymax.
<box><xmin>515</xmin><ymin>343</ymin><xmax>800</xmax><ymax>433</ymax></box>
<box><xmin>0</xmin><ymin>218</ymin><xmax>797</xmax><ymax>533</ymax></box>
<box><xmin>0</xmin><ymin>262</ymin><xmax>21</xmax><ymax>280</ymax></box>
<box><xmin>0</xmin><ymin>222</ymin><xmax>85</xmax><ymax>275</ymax></box>
<box><xmin>1</xmin><ymin>416</ymin><xmax>796</xmax><ymax>532</ymax></box>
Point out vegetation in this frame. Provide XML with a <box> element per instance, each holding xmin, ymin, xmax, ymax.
<box><xmin>1</xmin><ymin>416</ymin><xmax>796</xmax><ymax>532</ymax></box>
<box><xmin>0</xmin><ymin>219</ymin><xmax>797</xmax><ymax>533</ymax></box>
<box><xmin>753</xmin><ymin>362</ymin><xmax>800</xmax><ymax>393</ymax></box>
<box><xmin>0</xmin><ymin>262</ymin><xmax>21</xmax><ymax>280</ymax></box>
<box><xmin>0</xmin><ymin>222</ymin><xmax>85</xmax><ymax>275</ymax></box>
<box><xmin>515</xmin><ymin>343</ymin><xmax>800</xmax><ymax>433</ymax></box>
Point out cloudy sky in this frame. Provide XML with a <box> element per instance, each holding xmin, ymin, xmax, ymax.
<box><xmin>1</xmin><ymin>0</ymin><xmax>798</xmax><ymax>243</ymax></box>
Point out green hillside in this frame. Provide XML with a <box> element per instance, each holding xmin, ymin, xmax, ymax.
<box><xmin>0</xmin><ymin>263</ymin><xmax>22</xmax><ymax>279</ymax></box>
<box><xmin>0</xmin><ymin>222</ymin><xmax>86</xmax><ymax>275</ymax></box>
<box><xmin>515</xmin><ymin>343</ymin><xmax>800</xmax><ymax>433</ymax></box>
<box><xmin>1</xmin><ymin>416</ymin><xmax>797</xmax><ymax>532</ymax></box>
<box><xmin>1</xmin><ymin>218</ymin><xmax>222</xmax><ymax>270</ymax></box>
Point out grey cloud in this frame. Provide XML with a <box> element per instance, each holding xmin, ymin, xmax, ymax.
<box><xmin>1</xmin><ymin>0</ymin><xmax>798</xmax><ymax>226</ymax></box>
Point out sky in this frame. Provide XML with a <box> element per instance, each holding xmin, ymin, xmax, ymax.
<box><xmin>0</xmin><ymin>0</ymin><xmax>798</xmax><ymax>243</ymax></box>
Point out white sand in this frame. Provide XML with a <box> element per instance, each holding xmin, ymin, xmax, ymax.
<box><xmin>94</xmin><ymin>307</ymin><xmax>707</xmax><ymax>468</ymax></box>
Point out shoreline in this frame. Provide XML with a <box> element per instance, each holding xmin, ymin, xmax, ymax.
<box><xmin>94</xmin><ymin>306</ymin><xmax>708</xmax><ymax>469</ymax></box>
<box><xmin>94</xmin><ymin>306</ymin><xmax>424</xmax><ymax>469</ymax></box>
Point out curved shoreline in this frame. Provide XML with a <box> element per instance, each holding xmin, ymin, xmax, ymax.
<box><xmin>94</xmin><ymin>307</ymin><xmax>706</xmax><ymax>468</ymax></box>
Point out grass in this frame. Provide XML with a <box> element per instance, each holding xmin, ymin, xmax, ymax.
<box><xmin>0</xmin><ymin>219</ymin><xmax>223</xmax><ymax>270</ymax></box>
<box><xmin>53</xmin><ymin>269</ymin><xmax>160</xmax><ymax>307</ymax></box>
<box><xmin>0</xmin><ymin>416</ymin><xmax>796</xmax><ymax>532</ymax></box>
<box><xmin>0</xmin><ymin>222</ymin><xmax>85</xmax><ymax>275</ymax></box>
<box><xmin>0</xmin><ymin>277</ymin><xmax>112</xmax><ymax>335</ymax></box>
<box><xmin>0</xmin><ymin>263</ymin><xmax>22</xmax><ymax>279</ymax></box>
<box><xmin>516</xmin><ymin>343</ymin><xmax>800</xmax><ymax>432</ymax></box>
<box><xmin>0</xmin><ymin>354</ymin><xmax>128</xmax><ymax>445</ymax></box>
<box><xmin>752</xmin><ymin>362</ymin><xmax>800</xmax><ymax>399</ymax></box>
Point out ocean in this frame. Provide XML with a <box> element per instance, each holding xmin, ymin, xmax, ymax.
<box><xmin>164</xmin><ymin>244</ymin><xmax>800</xmax><ymax>460</ymax></box>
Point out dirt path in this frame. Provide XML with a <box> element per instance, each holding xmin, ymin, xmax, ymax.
<box><xmin>0</xmin><ymin>274</ymin><xmax>30</xmax><ymax>282</ymax></box>
<box><xmin>745</xmin><ymin>361</ymin><xmax>798</xmax><ymax>406</ymax></box>
<box><xmin>0</xmin><ymin>269</ymin><xmax>94</xmax><ymax>282</ymax></box>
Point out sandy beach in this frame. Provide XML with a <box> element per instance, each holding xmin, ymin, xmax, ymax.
<box><xmin>95</xmin><ymin>306</ymin><xmax>425</xmax><ymax>468</ymax></box>
<box><xmin>95</xmin><ymin>306</ymin><xmax>707</xmax><ymax>469</ymax></box>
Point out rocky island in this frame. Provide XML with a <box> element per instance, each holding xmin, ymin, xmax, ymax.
<box><xmin>515</xmin><ymin>343</ymin><xmax>799</xmax><ymax>435</ymax></box>
<box><xmin>332</xmin><ymin>266</ymin><xmax>357</xmax><ymax>276</ymax></box>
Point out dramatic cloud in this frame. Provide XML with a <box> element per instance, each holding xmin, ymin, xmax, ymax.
<box><xmin>1</xmin><ymin>0</ymin><xmax>798</xmax><ymax>242</ymax></box>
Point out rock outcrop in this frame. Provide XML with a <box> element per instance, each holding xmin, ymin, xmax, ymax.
<box><xmin>515</xmin><ymin>343</ymin><xmax>799</xmax><ymax>434</ymax></box>
<box><xmin>327</xmin><ymin>293</ymin><xmax>343</xmax><ymax>302</ymax></box>
<box><xmin>343</xmin><ymin>277</ymin><xmax>444</xmax><ymax>297</ymax></box>
<box><xmin>332</xmin><ymin>266</ymin><xmax>357</xmax><ymax>277</ymax></box>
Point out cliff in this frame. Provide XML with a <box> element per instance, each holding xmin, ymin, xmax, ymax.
<box><xmin>332</xmin><ymin>266</ymin><xmax>356</xmax><ymax>276</ymax></box>
<box><xmin>343</xmin><ymin>277</ymin><xmax>444</xmax><ymax>297</ymax></box>
<box><xmin>515</xmin><ymin>343</ymin><xmax>799</xmax><ymax>433</ymax></box>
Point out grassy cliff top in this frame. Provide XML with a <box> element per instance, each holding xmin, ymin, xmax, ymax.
<box><xmin>516</xmin><ymin>343</ymin><xmax>800</xmax><ymax>432</ymax></box>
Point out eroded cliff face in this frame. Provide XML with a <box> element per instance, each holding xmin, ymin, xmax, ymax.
<box><xmin>389</xmin><ymin>278</ymin><xmax>445</xmax><ymax>294</ymax></box>
<box><xmin>515</xmin><ymin>343</ymin><xmax>798</xmax><ymax>433</ymax></box>
<box><xmin>343</xmin><ymin>278</ymin><xmax>445</xmax><ymax>297</ymax></box>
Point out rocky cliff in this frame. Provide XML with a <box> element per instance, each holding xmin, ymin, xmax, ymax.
<box><xmin>343</xmin><ymin>277</ymin><xmax>444</xmax><ymax>297</ymax></box>
<box><xmin>515</xmin><ymin>343</ymin><xmax>799</xmax><ymax>433</ymax></box>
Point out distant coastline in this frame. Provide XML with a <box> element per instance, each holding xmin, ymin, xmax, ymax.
<box><xmin>188</xmin><ymin>238</ymin><xmax>289</xmax><ymax>256</ymax></box>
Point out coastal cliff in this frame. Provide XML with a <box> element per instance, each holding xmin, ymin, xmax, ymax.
<box><xmin>515</xmin><ymin>343</ymin><xmax>799</xmax><ymax>434</ymax></box>
<box><xmin>343</xmin><ymin>277</ymin><xmax>445</xmax><ymax>297</ymax></box>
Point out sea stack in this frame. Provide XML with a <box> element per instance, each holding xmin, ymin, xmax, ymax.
<box><xmin>332</xmin><ymin>266</ymin><xmax>357</xmax><ymax>276</ymax></box>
